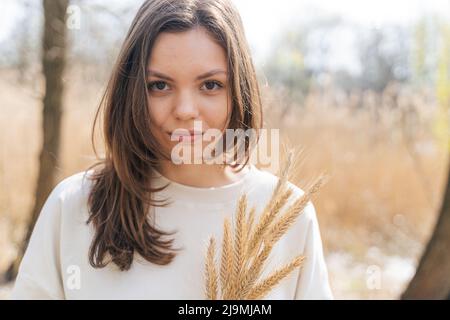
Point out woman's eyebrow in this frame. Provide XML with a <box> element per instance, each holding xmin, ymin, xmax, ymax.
<box><xmin>147</xmin><ymin>69</ymin><xmax>227</xmax><ymax>81</ymax></box>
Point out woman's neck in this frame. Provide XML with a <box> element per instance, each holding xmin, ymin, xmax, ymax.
<box><xmin>156</xmin><ymin>161</ymin><xmax>249</xmax><ymax>188</ymax></box>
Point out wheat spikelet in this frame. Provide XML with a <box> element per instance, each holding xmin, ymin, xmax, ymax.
<box><xmin>229</xmin><ymin>194</ymin><xmax>247</xmax><ymax>299</ymax></box>
<box><xmin>272</xmin><ymin>149</ymin><xmax>294</xmax><ymax>197</ymax></box>
<box><xmin>220</xmin><ymin>217</ymin><xmax>232</xmax><ymax>299</ymax></box>
<box><xmin>240</xmin><ymin>239</ymin><xmax>274</xmax><ymax>297</ymax></box>
<box><xmin>247</xmin><ymin>255</ymin><xmax>306</xmax><ymax>300</ymax></box>
<box><xmin>238</xmin><ymin>205</ymin><xmax>258</xmax><ymax>296</ymax></box>
<box><xmin>205</xmin><ymin>237</ymin><xmax>218</xmax><ymax>300</ymax></box>
<box><xmin>246</xmin><ymin>187</ymin><xmax>294</xmax><ymax>258</ymax></box>
<box><xmin>267</xmin><ymin>176</ymin><xmax>327</xmax><ymax>245</ymax></box>
<box><xmin>245</xmin><ymin>206</ymin><xmax>256</xmax><ymax>247</ymax></box>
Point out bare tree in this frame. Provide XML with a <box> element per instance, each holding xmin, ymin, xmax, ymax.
<box><xmin>402</xmin><ymin>162</ymin><xmax>450</xmax><ymax>299</ymax></box>
<box><xmin>3</xmin><ymin>0</ymin><xmax>69</xmax><ymax>282</ymax></box>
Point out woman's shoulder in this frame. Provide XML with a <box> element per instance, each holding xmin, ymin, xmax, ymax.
<box><xmin>248</xmin><ymin>166</ymin><xmax>316</xmax><ymax>220</ymax></box>
<box><xmin>249</xmin><ymin>166</ymin><xmax>308</xmax><ymax>199</ymax></box>
<box><xmin>248</xmin><ymin>167</ymin><xmax>320</xmax><ymax>251</ymax></box>
<box><xmin>47</xmin><ymin>169</ymin><xmax>95</xmax><ymax>207</ymax></box>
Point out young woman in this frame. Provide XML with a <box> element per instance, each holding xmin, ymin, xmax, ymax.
<box><xmin>11</xmin><ymin>0</ymin><xmax>333</xmax><ymax>299</ymax></box>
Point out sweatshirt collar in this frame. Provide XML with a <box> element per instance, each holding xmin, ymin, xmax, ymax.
<box><xmin>150</xmin><ymin>164</ymin><xmax>257</xmax><ymax>204</ymax></box>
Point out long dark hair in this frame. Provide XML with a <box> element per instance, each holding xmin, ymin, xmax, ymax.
<box><xmin>86</xmin><ymin>0</ymin><xmax>263</xmax><ymax>271</ymax></box>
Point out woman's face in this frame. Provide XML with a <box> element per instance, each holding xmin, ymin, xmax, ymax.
<box><xmin>147</xmin><ymin>26</ymin><xmax>231</xmax><ymax>158</ymax></box>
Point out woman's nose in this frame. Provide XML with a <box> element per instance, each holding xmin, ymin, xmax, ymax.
<box><xmin>173</xmin><ymin>91</ymin><xmax>199</xmax><ymax>121</ymax></box>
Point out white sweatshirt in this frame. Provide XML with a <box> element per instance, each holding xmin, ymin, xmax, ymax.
<box><xmin>11</xmin><ymin>164</ymin><xmax>333</xmax><ymax>300</ymax></box>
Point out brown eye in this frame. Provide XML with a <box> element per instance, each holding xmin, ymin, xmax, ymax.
<box><xmin>201</xmin><ymin>81</ymin><xmax>223</xmax><ymax>91</ymax></box>
<box><xmin>147</xmin><ymin>81</ymin><xmax>169</xmax><ymax>91</ymax></box>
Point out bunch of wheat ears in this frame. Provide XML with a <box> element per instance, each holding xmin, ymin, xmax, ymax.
<box><xmin>204</xmin><ymin>149</ymin><xmax>328</xmax><ymax>300</ymax></box>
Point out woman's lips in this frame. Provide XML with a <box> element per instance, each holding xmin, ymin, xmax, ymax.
<box><xmin>167</xmin><ymin>131</ymin><xmax>203</xmax><ymax>142</ymax></box>
<box><xmin>178</xmin><ymin>133</ymin><xmax>202</xmax><ymax>142</ymax></box>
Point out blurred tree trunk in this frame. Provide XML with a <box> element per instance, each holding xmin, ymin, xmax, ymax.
<box><xmin>3</xmin><ymin>0</ymin><xmax>69</xmax><ymax>282</ymax></box>
<box><xmin>401</xmin><ymin>162</ymin><xmax>450</xmax><ymax>299</ymax></box>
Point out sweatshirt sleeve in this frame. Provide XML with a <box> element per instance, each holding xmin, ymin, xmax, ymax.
<box><xmin>10</xmin><ymin>182</ymin><xmax>65</xmax><ymax>300</ymax></box>
<box><xmin>294</xmin><ymin>201</ymin><xmax>334</xmax><ymax>299</ymax></box>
